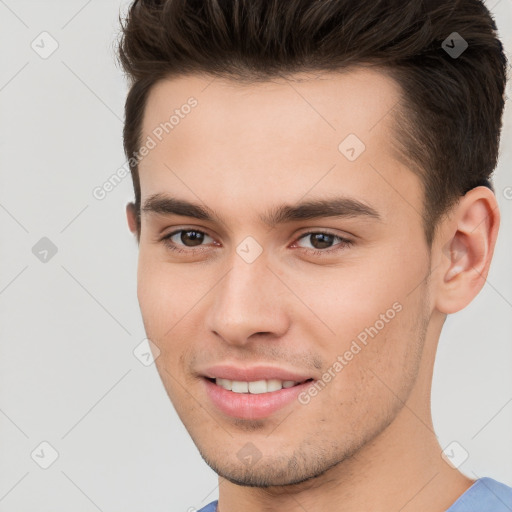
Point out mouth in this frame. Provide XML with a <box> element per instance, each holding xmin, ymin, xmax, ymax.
<box><xmin>202</xmin><ymin>376</ymin><xmax>316</xmax><ymax>420</ymax></box>
<box><xmin>205</xmin><ymin>377</ymin><xmax>314</xmax><ymax>394</ymax></box>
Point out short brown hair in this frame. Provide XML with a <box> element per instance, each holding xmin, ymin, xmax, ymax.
<box><xmin>116</xmin><ymin>0</ymin><xmax>508</xmax><ymax>246</ymax></box>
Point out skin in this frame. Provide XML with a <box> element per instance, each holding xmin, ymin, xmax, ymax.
<box><xmin>126</xmin><ymin>68</ymin><xmax>500</xmax><ymax>512</ymax></box>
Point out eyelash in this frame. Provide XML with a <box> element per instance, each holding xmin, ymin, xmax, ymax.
<box><xmin>160</xmin><ymin>228</ymin><xmax>353</xmax><ymax>257</ymax></box>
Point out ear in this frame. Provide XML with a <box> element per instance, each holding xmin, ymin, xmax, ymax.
<box><xmin>126</xmin><ymin>202</ymin><xmax>139</xmax><ymax>237</ymax></box>
<box><xmin>434</xmin><ymin>186</ymin><xmax>500</xmax><ymax>314</ymax></box>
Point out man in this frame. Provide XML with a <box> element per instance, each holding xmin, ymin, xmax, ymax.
<box><xmin>117</xmin><ymin>0</ymin><xmax>512</xmax><ymax>510</ymax></box>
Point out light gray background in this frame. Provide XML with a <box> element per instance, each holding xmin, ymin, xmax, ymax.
<box><xmin>0</xmin><ymin>1</ymin><xmax>511</xmax><ymax>511</ymax></box>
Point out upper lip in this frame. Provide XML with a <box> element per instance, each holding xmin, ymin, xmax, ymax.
<box><xmin>200</xmin><ymin>364</ymin><xmax>314</xmax><ymax>382</ymax></box>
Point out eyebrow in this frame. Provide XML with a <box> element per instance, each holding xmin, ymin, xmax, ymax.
<box><xmin>141</xmin><ymin>193</ymin><xmax>382</xmax><ymax>227</ymax></box>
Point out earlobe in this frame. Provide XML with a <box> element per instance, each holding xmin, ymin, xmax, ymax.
<box><xmin>435</xmin><ymin>186</ymin><xmax>500</xmax><ymax>314</ymax></box>
<box><xmin>126</xmin><ymin>202</ymin><xmax>138</xmax><ymax>235</ymax></box>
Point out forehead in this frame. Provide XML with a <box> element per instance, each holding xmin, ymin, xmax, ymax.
<box><xmin>142</xmin><ymin>67</ymin><xmax>402</xmax><ymax>150</ymax></box>
<box><xmin>138</xmin><ymin>68</ymin><xmax>421</xmax><ymax>228</ymax></box>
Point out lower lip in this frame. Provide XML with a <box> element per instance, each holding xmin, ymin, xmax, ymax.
<box><xmin>203</xmin><ymin>378</ymin><xmax>314</xmax><ymax>420</ymax></box>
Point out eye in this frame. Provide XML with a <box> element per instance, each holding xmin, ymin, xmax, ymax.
<box><xmin>292</xmin><ymin>231</ymin><xmax>353</xmax><ymax>255</ymax></box>
<box><xmin>161</xmin><ymin>229</ymin><xmax>215</xmax><ymax>253</ymax></box>
<box><xmin>160</xmin><ymin>228</ymin><xmax>353</xmax><ymax>256</ymax></box>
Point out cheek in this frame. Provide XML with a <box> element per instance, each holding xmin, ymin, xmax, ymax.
<box><xmin>334</xmin><ymin>293</ymin><xmax>426</xmax><ymax>409</ymax></box>
<box><xmin>136</xmin><ymin>253</ymin><xmax>204</xmax><ymax>376</ymax></box>
<box><xmin>287</xmin><ymin>267</ymin><xmax>408</xmax><ymax>362</ymax></box>
<box><xmin>329</xmin><ymin>247</ymin><xmax>426</xmax><ymax>348</ymax></box>
<box><xmin>303</xmin><ymin>256</ymin><xmax>428</xmax><ymax>414</ymax></box>
<box><xmin>136</xmin><ymin>253</ymin><xmax>190</xmax><ymax>338</ymax></box>
<box><xmin>299</xmin><ymin>308</ymin><xmax>425</xmax><ymax>447</ymax></box>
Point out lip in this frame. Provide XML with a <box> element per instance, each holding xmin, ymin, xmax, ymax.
<box><xmin>200</xmin><ymin>364</ymin><xmax>313</xmax><ymax>382</ymax></box>
<box><xmin>203</xmin><ymin>377</ymin><xmax>314</xmax><ymax>420</ymax></box>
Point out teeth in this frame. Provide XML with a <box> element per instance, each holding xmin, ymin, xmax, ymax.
<box><xmin>267</xmin><ymin>379</ymin><xmax>282</xmax><ymax>392</ymax></box>
<box><xmin>214</xmin><ymin>378</ymin><xmax>302</xmax><ymax>393</ymax></box>
<box><xmin>216</xmin><ymin>378</ymin><xmax>232</xmax><ymax>391</ymax></box>
<box><xmin>248</xmin><ymin>380</ymin><xmax>267</xmax><ymax>394</ymax></box>
<box><xmin>231</xmin><ymin>380</ymin><xmax>248</xmax><ymax>393</ymax></box>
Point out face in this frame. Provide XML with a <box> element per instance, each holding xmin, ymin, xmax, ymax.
<box><xmin>132</xmin><ymin>68</ymin><xmax>434</xmax><ymax>487</ymax></box>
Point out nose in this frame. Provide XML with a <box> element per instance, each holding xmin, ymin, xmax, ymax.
<box><xmin>204</xmin><ymin>252</ymin><xmax>291</xmax><ymax>346</ymax></box>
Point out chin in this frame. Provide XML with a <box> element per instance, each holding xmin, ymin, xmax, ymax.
<box><xmin>196</xmin><ymin>443</ymin><xmax>351</xmax><ymax>489</ymax></box>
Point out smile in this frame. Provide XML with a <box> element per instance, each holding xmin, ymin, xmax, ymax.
<box><xmin>210</xmin><ymin>377</ymin><xmax>312</xmax><ymax>394</ymax></box>
<box><xmin>203</xmin><ymin>377</ymin><xmax>315</xmax><ymax>419</ymax></box>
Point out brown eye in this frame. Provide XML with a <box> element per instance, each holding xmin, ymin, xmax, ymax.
<box><xmin>161</xmin><ymin>229</ymin><xmax>214</xmax><ymax>253</ymax></box>
<box><xmin>177</xmin><ymin>230</ymin><xmax>206</xmax><ymax>247</ymax></box>
<box><xmin>299</xmin><ymin>231</ymin><xmax>351</xmax><ymax>252</ymax></box>
<box><xmin>306</xmin><ymin>233</ymin><xmax>336</xmax><ymax>249</ymax></box>
<box><xmin>295</xmin><ymin>231</ymin><xmax>352</xmax><ymax>253</ymax></box>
